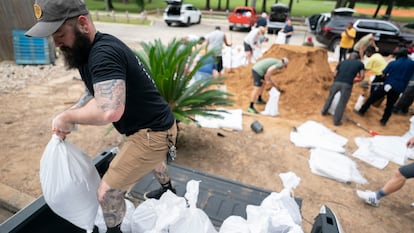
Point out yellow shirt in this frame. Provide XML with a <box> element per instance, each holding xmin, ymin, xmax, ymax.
<box><xmin>365</xmin><ymin>53</ymin><xmax>387</xmax><ymax>75</ymax></box>
<box><xmin>339</xmin><ymin>28</ymin><xmax>356</xmax><ymax>49</ymax></box>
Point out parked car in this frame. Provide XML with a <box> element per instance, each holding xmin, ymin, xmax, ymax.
<box><xmin>306</xmin><ymin>7</ymin><xmax>355</xmax><ymax>34</ymax></box>
<box><xmin>315</xmin><ymin>17</ymin><xmax>414</xmax><ymax>55</ymax></box>
<box><xmin>267</xmin><ymin>3</ymin><xmax>290</xmax><ymax>34</ymax></box>
<box><xmin>163</xmin><ymin>1</ymin><xmax>201</xmax><ymax>26</ymax></box>
<box><xmin>228</xmin><ymin>6</ymin><xmax>259</xmax><ymax>31</ymax></box>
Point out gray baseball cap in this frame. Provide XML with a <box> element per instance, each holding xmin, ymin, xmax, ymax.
<box><xmin>25</xmin><ymin>0</ymin><xmax>89</xmax><ymax>37</ymax></box>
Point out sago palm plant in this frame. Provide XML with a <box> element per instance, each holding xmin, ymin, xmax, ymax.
<box><xmin>134</xmin><ymin>38</ymin><xmax>234</xmax><ymax>124</ymax></box>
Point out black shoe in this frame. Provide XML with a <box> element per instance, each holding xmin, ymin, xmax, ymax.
<box><xmin>334</xmin><ymin>121</ymin><xmax>342</xmax><ymax>126</ymax></box>
<box><xmin>353</xmin><ymin>109</ymin><xmax>364</xmax><ymax>116</ymax></box>
<box><xmin>380</xmin><ymin>119</ymin><xmax>387</xmax><ymax>126</ymax></box>
<box><xmin>143</xmin><ymin>186</ymin><xmax>176</xmax><ymax>200</ymax></box>
<box><xmin>255</xmin><ymin>99</ymin><xmax>267</xmax><ymax>105</ymax></box>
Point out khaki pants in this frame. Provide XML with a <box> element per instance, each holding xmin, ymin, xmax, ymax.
<box><xmin>103</xmin><ymin>122</ymin><xmax>177</xmax><ymax>190</ymax></box>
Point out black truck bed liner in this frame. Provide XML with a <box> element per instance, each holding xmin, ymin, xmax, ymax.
<box><xmin>1</xmin><ymin>147</ymin><xmax>302</xmax><ymax>233</ymax></box>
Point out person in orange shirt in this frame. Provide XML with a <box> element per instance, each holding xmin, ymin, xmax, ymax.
<box><xmin>338</xmin><ymin>22</ymin><xmax>356</xmax><ymax>62</ymax></box>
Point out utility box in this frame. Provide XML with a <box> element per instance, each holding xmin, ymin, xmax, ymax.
<box><xmin>12</xmin><ymin>30</ymin><xmax>56</xmax><ymax>65</ymax></box>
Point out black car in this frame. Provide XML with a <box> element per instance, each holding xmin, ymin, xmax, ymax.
<box><xmin>315</xmin><ymin>17</ymin><xmax>414</xmax><ymax>55</ymax></box>
<box><xmin>306</xmin><ymin>7</ymin><xmax>355</xmax><ymax>34</ymax></box>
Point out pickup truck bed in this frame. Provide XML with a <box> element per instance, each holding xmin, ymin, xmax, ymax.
<box><xmin>1</xmin><ymin>147</ymin><xmax>306</xmax><ymax>232</ymax></box>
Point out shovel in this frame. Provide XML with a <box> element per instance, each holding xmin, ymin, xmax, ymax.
<box><xmin>344</xmin><ymin>115</ymin><xmax>379</xmax><ymax>136</ymax></box>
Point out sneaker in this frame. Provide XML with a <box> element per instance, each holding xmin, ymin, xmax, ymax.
<box><xmin>143</xmin><ymin>186</ymin><xmax>176</xmax><ymax>200</ymax></box>
<box><xmin>247</xmin><ymin>107</ymin><xmax>258</xmax><ymax>114</ymax></box>
<box><xmin>255</xmin><ymin>99</ymin><xmax>267</xmax><ymax>105</ymax></box>
<box><xmin>356</xmin><ymin>190</ymin><xmax>380</xmax><ymax>207</ymax></box>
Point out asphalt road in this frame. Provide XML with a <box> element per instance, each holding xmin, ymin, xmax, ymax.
<box><xmin>94</xmin><ymin>15</ymin><xmax>330</xmax><ymax>55</ymax></box>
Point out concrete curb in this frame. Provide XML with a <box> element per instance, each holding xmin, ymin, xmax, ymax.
<box><xmin>0</xmin><ymin>183</ymin><xmax>35</xmax><ymax>213</ymax></box>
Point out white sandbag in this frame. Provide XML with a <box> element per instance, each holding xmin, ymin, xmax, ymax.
<box><xmin>40</xmin><ymin>135</ymin><xmax>101</xmax><ymax>232</ymax></box>
<box><xmin>169</xmin><ymin>208</ymin><xmax>217</xmax><ymax>233</ymax></box>
<box><xmin>352</xmin><ymin>137</ymin><xmax>389</xmax><ymax>169</ymax></box>
<box><xmin>275</xmin><ymin>31</ymin><xmax>286</xmax><ymax>44</ymax></box>
<box><xmin>402</xmin><ymin>116</ymin><xmax>414</xmax><ymax>139</ymax></box>
<box><xmin>130</xmin><ymin>198</ymin><xmax>158</xmax><ymax>233</ymax></box>
<box><xmin>328</xmin><ymin>92</ymin><xmax>340</xmax><ymax>115</ymax></box>
<box><xmin>95</xmin><ymin>199</ymin><xmax>134</xmax><ymax>233</ymax></box>
<box><xmin>261</xmin><ymin>190</ymin><xmax>302</xmax><ymax>226</ymax></box>
<box><xmin>246</xmin><ymin>205</ymin><xmax>271</xmax><ymax>233</ymax></box>
<box><xmin>261</xmin><ymin>87</ymin><xmax>280</xmax><ymax>116</ymax></box>
<box><xmin>354</xmin><ymin>94</ymin><xmax>365</xmax><ymax>111</ymax></box>
<box><xmin>371</xmin><ymin>136</ymin><xmax>408</xmax><ymax>165</ymax></box>
<box><xmin>219</xmin><ymin>216</ymin><xmax>250</xmax><ymax>233</ymax></box>
<box><xmin>169</xmin><ymin>180</ymin><xmax>217</xmax><ymax>233</ymax></box>
<box><xmin>195</xmin><ymin>109</ymin><xmax>243</xmax><ymax>131</ymax></box>
<box><xmin>309</xmin><ymin>148</ymin><xmax>367</xmax><ymax>184</ymax></box>
<box><xmin>132</xmin><ymin>180</ymin><xmax>217</xmax><ymax>233</ymax></box>
<box><xmin>290</xmin><ymin>121</ymin><xmax>348</xmax><ymax>153</ymax></box>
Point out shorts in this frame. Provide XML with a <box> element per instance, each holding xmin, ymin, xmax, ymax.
<box><xmin>103</xmin><ymin>121</ymin><xmax>177</xmax><ymax>190</ymax></box>
<box><xmin>399</xmin><ymin>162</ymin><xmax>414</xmax><ymax>179</ymax></box>
<box><xmin>252</xmin><ymin>69</ymin><xmax>263</xmax><ymax>87</ymax></box>
<box><xmin>244</xmin><ymin>42</ymin><xmax>253</xmax><ymax>52</ymax></box>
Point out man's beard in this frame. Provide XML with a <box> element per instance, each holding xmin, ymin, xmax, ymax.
<box><xmin>60</xmin><ymin>28</ymin><xmax>92</xmax><ymax>69</ymax></box>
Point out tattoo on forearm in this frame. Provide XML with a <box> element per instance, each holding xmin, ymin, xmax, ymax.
<box><xmin>101</xmin><ymin>189</ymin><xmax>126</xmax><ymax>228</ymax></box>
<box><xmin>73</xmin><ymin>90</ymin><xmax>92</xmax><ymax>108</ymax></box>
<box><xmin>153</xmin><ymin>164</ymin><xmax>170</xmax><ymax>184</ymax></box>
<box><xmin>94</xmin><ymin>79</ymin><xmax>126</xmax><ymax>111</ymax></box>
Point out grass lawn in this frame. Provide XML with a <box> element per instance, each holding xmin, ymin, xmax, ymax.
<box><xmin>85</xmin><ymin>0</ymin><xmax>414</xmax><ymax>22</ymax></box>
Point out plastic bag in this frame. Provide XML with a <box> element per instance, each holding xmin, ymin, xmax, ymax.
<box><xmin>261</xmin><ymin>87</ymin><xmax>280</xmax><ymax>116</ymax></box>
<box><xmin>39</xmin><ymin>135</ymin><xmax>101</xmax><ymax>232</ymax></box>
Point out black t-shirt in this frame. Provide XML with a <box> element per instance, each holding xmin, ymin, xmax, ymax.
<box><xmin>335</xmin><ymin>59</ymin><xmax>365</xmax><ymax>85</ymax></box>
<box><xmin>79</xmin><ymin>32</ymin><xmax>175</xmax><ymax>135</ymax></box>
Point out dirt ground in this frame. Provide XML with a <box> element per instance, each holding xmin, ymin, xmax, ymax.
<box><xmin>1</xmin><ymin>44</ymin><xmax>414</xmax><ymax>232</ymax></box>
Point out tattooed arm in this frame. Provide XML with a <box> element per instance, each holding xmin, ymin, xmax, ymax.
<box><xmin>70</xmin><ymin>87</ymin><xmax>93</xmax><ymax>109</ymax></box>
<box><xmin>52</xmin><ymin>79</ymin><xmax>126</xmax><ymax>139</ymax></box>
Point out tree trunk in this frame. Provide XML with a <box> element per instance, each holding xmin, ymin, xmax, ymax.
<box><xmin>374</xmin><ymin>0</ymin><xmax>385</xmax><ymax>18</ymax></box>
<box><xmin>347</xmin><ymin>0</ymin><xmax>356</xmax><ymax>8</ymax></box>
<box><xmin>335</xmin><ymin>0</ymin><xmax>347</xmax><ymax>8</ymax></box>
<box><xmin>251</xmin><ymin>0</ymin><xmax>257</xmax><ymax>9</ymax></box>
<box><xmin>105</xmin><ymin>0</ymin><xmax>115</xmax><ymax>11</ymax></box>
<box><xmin>206</xmin><ymin>0</ymin><xmax>210</xmax><ymax>9</ymax></box>
<box><xmin>245</xmin><ymin>0</ymin><xmax>248</xmax><ymax>6</ymax></box>
<box><xmin>288</xmin><ymin>0</ymin><xmax>293</xmax><ymax>13</ymax></box>
<box><xmin>385</xmin><ymin>0</ymin><xmax>395</xmax><ymax>18</ymax></box>
<box><xmin>226</xmin><ymin>0</ymin><xmax>230</xmax><ymax>10</ymax></box>
<box><xmin>218</xmin><ymin>0</ymin><xmax>222</xmax><ymax>10</ymax></box>
<box><xmin>147</xmin><ymin>0</ymin><xmax>152</xmax><ymax>3</ymax></box>
<box><xmin>262</xmin><ymin>0</ymin><xmax>267</xmax><ymax>13</ymax></box>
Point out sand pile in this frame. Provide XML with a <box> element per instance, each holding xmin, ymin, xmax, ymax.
<box><xmin>224</xmin><ymin>44</ymin><xmax>334</xmax><ymax>118</ymax></box>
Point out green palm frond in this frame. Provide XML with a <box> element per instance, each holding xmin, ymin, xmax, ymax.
<box><xmin>134</xmin><ymin>39</ymin><xmax>234</xmax><ymax>124</ymax></box>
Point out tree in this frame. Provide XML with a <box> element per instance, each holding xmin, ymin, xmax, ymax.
<box><xmin>288</xmin><ymin>0</ymin><xmax>293</xmax><ymax>13</ymax></box>
<box><xmin>251</xmin><ymin>0</ymin><xmax>257</xmax><ymax>9</ymax></box>
<box><xmin>205</xmin><ymin>0</ymin><xmax>210</xmax><ymax>9</ymax></box>
<box><xmin>134</xmin><ymin>39</ymin><xmax>234</xmax><ymax>124</ymax></box>
<box><xmin>136</xmin><ymin>0</ymin><xmax>145</xmax><ymax>12</ymax></box>
<box><xmin>105</xmin><ymin>0</ymin><xmax>114</xmax><ymax>11</ymax></box>
<box><xmin>261</xmin><ymin>0</ymin><xmax>267</xmax><ymax>13</ymax></box>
